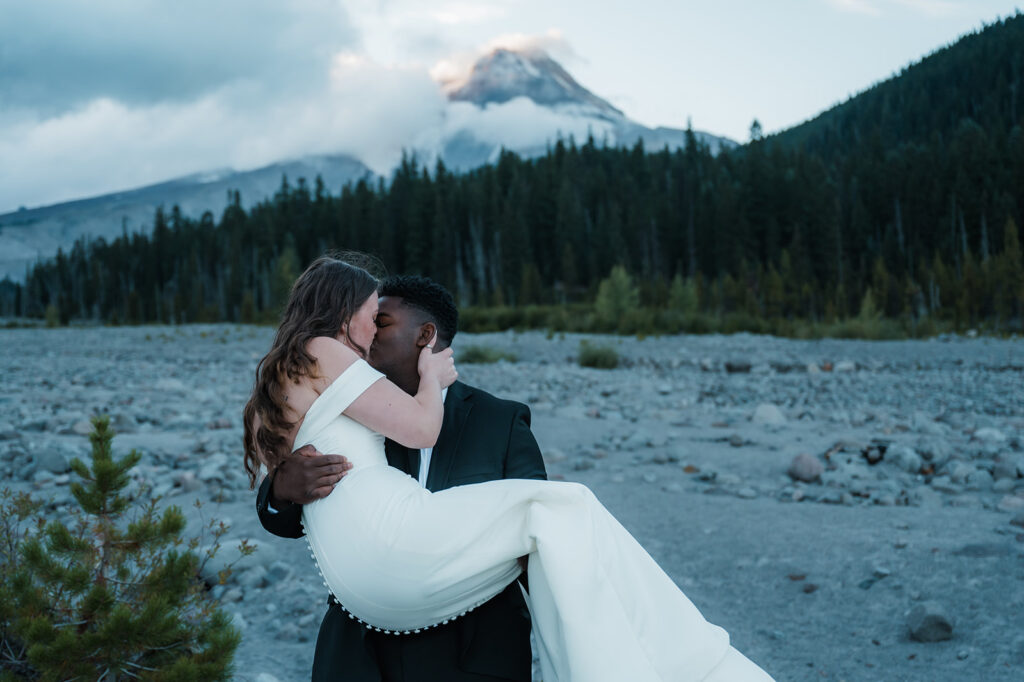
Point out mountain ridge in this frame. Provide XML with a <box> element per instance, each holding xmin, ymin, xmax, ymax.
<box><xmin>0</xmin><ymin>47</ymin><xmax>731</xmax><ymax>281</ymax></box>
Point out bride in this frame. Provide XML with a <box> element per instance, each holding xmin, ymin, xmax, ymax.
<box><xmin>243</xmin><ymin>256</ymin><xmax>773</xmax><ymax>682</ymax></box>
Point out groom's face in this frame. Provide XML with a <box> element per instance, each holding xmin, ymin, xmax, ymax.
<box><xmin>368</xmin><ymin>296</ymin><xmax>422</xmax><ymax>380</ymax></box>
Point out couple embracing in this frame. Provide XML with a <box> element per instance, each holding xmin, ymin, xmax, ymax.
<box><xmin>246</xmin><ymin>256</ymin><xmax>773</xmax><ymax>681</ymax></box>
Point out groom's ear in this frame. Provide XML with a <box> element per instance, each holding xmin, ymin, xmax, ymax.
<box><xmin>415</xmin><ymin>322</ymin><xmax>437</xmax><ymax>349</ymax></box>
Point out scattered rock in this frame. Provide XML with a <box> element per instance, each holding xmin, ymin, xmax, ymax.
<box><xmin>752</xmin><ymin>404</ymin><xmax>786</xmax><ymax>427</ymax></box>
<box><xmin>276</xmin><ymin>623</ymin><xmax>301</xmax><ymax>641</ymax></box>
<box><xmin>543</xmin><ymin>448</ymin><xmax>567</xmax><ymax>463</ymax></box>
<box><xmin>237</xmin><ymin>565</ymin><xmax>268</xmax><ymax>590</ymax></box>
<box><xmin>916</xmin><ymin>437</ymin><xmax>953</xmax><ymax>467</ymax></box>
<box><xmin>912</xmin><ymin>412</ymin><xmax>946</xmax><ymax>436</ymax></box>
<box><xmin>972</xmin><ymin>427</ymin><xmax>1007</xmax><ymax>443</ymax></box>
<box><xmin>997</xmin><ymin>495</ymin><xmax>1024</xmax><ymax>513</ymax></box>
<box><xmin>788</xmin><ymin>454</ymin><xmax>824</xmax><ymax>483</ymax></box>
<box><xmin>946</xmin><ymin>461</ymin><xmax>974</xmax><ymax>485</ymax></box>
<box><xmin>993</xmin><ymin>478</ymin><xmax>1016</xmax><ymax>493</ymax></box>
<box><xmin>176</xmin><ymin>471</ymin><xmax>201</xmax><ymax>493</ymax></box>
<box><xmin>992</xmin><ymin>458</ymin><xmax>1018</xmax><ymax>481</ymax></box>
<box><xmin>230</xmin><ymin>611</ymin><xmax>248</xmax><ymax>631</ymax></box>
<box><xmin>222</xmin><ymin>587</ymin><xmax>244</xmax><ymax>603</ymax></box>
<box><xmin>907</xmin><ymin>602</ymin><xmax>954</xmax><ymax>642</ymax></box>
<box><xmin>197</xmin><ymin>462</ymin><xmax>226</xmax><ymax>483</ymax></box>
<box><xmin>953</xmin><ymin>543</ymin><xmax>1009</xmax><ymax>558</ymax></box>
<box><xmin>863</xmin><ymin>446</ymin><xmax>884</xmax><ymax>465</ymax></box>
<box><xmin>886</xmin><ymin>444</ymin><xmax>922</xmax><ymax>474</ymax></box>
<box><xmin>32</xmin><ymin>449</ymin><xmax>71</xmax><ymax>474</ymax></box>
<box><xmin>736</xmin><ymin>487</ymin><xmax>758</xmax><ymax>499</ymax></box>
<box><xmin>571</xmin><ymin>457</ymin><xmax>594</xmax><ymax>472</ymax></box>
<box><xmin>155</xmin><ymin>377</ymin><xmax>186</xmax><ymax>392</ymax></box>
<box><xmin>964</xmin><ymin>469</ymin><xmax>994</xmax><ymax>491</ymax></box>
<box><xmin>717</xmin><ymin>473</ymin><xmax>741</xmax><ymax>487</ymax></box>
<box><xmin>70</xmin><ymin>419</ymin><xmax>94</xmax><ymax>436</ymax></box>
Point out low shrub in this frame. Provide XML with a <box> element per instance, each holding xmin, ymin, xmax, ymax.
<box><xmin>458</xmin><ymin>345</ymin><xmax>518</xmax><ymax>364</ymax></box>
<box><xmin>577</xmin><ymin>340</ymin><xmax>619</xmax><ymax>369</ymax></box>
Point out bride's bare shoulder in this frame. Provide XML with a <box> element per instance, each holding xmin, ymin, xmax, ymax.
<box><xmin>306</xmin><ymin>336</ymin><xmax>360</xmax><ymax>382</ymax></box>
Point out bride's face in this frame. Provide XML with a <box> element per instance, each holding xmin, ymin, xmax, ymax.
<box><xmin>340</xmin><ymin>293</ymin><xmax>379</xmax><ymax>356</ymax></box>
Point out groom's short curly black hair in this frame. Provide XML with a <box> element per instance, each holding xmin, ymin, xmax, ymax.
<box><xmin>379</xmin><ymin>275</ymin><xmax>458</xmax><ymax>346</ymax></box>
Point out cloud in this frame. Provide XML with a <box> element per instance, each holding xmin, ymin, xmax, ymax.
<box><xmin>0</xmin><ymin>1</ymin><xmax>598</xmax><ymax>213</ymax></box>
<box><xmin>890</xmin><ymin>0</ymin><xmax>963</xmax><ymax>17</ymax></box>
<box><xmin>825</xmin><ymin>0</ymin><xmax>964</xmax><ymax>16</ymax></box>
<box><xmin>825</xmin><ymin>0</ymin><xmax>882</xmax><ymax>16</ymax></box>
<box><xmin>0</xmin><ymin>54</ymin><xmax>447</xmax><ymax>211</ymax></box>
<box><xmin>428</xmin><ymin>2</ymin><xmax>509</xmax><ymax>26</ymax></box>
<box><xmin>0</xmin><ymin>0</ymin><xmax>460</xmax><ymax>211</ymax></box>
<box><xmin>0</xmin><ymin>0</ymin><xmax>357</xmax><ymax>115</ymax></box>
<box><xmin>440</xmin><ymin>97</ymin><xmax>613</xmax><ymax>152</ymax></box>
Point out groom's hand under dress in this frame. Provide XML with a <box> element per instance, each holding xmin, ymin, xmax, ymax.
<box><xmin>270</xmin><ymin>445</ymin><xmax>352</xmax><ymax>507</ymax></box>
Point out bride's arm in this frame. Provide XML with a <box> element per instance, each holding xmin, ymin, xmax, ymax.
<box><xmin>309</xmin><ymin>336</ymin><xmax>457</xmax><ymax>449</ymax></box>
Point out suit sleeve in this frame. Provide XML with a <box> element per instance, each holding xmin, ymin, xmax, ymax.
<box><xmin>503</xmin><ymin>404</ymin><xmax>547</xmax><ymax>481</ymax></box>
<box><xmin>256</xmin><ymin>471</ymin><xmax>305</xmax><ymax>539</ymax></box>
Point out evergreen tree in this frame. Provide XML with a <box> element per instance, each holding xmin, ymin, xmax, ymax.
<box><xmin>667</xmin><ymin>274</ymin><xmax>699</xmax><ymax>316</ymax></box>
<box><xmin>0</xmin><ymin>416</ymin><xmax>242</xmax><ymax>680</ymax></box>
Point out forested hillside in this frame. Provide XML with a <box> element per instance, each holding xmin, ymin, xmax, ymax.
<box><xmin>3</xmin><ymin>13</ymin><xmax>1023</xmax><ymax>335</ymax></box>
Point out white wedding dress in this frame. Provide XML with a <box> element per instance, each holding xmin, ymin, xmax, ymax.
<box><xmin>297</xmin><ymin>359</ymin><xmax>773</xmax><ymax>681</ymax></box>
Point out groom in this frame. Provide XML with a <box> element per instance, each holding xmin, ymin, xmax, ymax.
<box><xmin>256</xmin><ymin>275</ymin><xmax>546</xmax><ymax>682</ymax></box>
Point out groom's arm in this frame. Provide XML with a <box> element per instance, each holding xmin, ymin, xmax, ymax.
<box><xmin>256</xmin><ymin>470</ymin><xmax>304</xmax><ymax>539</ymax></box>
<box><xmin>256</xmin><ymin>448</ymin><xmax>351</xmax><ymax>539</ymax></box>
<box><xmin>503</xmin><ymin>404</ymin><xmax>547</xmax><ymax>481</ymax></box>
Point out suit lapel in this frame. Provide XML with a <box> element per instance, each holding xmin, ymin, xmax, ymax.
<box><xmin>425</xmin><ymin>382</ymin><xmax>474</xmax><ymax>492</ymax></box>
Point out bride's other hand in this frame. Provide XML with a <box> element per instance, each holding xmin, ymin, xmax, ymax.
<box><xmin>418</xmin><ymin>333</ymin><xmax>458</xmax><ymax>389</ymax></box>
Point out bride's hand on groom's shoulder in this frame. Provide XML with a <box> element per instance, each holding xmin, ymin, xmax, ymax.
<box><xmin>270</xmin><ymin>444</ymin><xmax>352</xmax><ymax>506</ymax></box>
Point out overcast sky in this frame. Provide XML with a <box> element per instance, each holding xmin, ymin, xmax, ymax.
<box><xmin>0</xmin><ymin>0</ymin><xmax>1020</xmax><ymax>213</ymax></box>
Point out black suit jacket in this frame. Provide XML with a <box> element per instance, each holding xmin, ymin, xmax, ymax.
<box><xmin>256</xmin><ymin>381</ymin><xmax>547</xmax><ymax>681</ymax></box>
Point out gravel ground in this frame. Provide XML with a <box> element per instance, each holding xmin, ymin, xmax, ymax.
<box><xmin>1</xmin><ymin>325</ymin><xmax>1022</xmax><ymax>681</ymax></box>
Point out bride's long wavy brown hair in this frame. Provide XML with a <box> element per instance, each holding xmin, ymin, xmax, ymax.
<box><xmin>243</xmin><ymin>255</ymin><xmax>379</xmax><ymax>487</ymax></box>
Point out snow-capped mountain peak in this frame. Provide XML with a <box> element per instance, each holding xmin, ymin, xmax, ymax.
<box><xmin>447</xmin><ymin>48</ymin><xmax>624</xmax><ymax>121</ymax></box>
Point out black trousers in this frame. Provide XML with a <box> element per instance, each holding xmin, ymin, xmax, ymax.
<box><xmin>311</xmin><ymin>583</ymin><xmax>532</xmax><ymax>682</ymax></box>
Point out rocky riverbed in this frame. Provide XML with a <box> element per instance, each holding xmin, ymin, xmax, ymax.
<box><xmin>1</xmin><ymin>325</ymin><xmax>1022</xmax><ymax>681</ymax></box>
